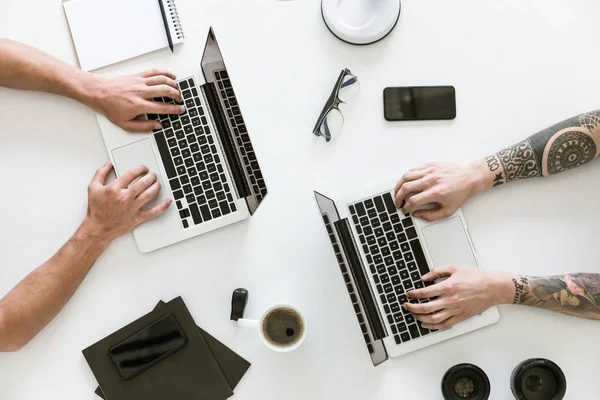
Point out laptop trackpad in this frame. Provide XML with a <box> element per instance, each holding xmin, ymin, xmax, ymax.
<box><xmin>112</xmin><ymin>139</ymin><xmax>168</xmax><ymax>209</ymax></box>
<box><xmin>421</xmin><ymin>217</ymin><xmax>477</xmax><ymax>267</ymax></box>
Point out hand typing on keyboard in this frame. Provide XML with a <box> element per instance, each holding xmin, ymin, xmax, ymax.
<box><xmin>84</xmin><ymin>162</ymin><xmax>172</xmax><ymax>242</ymax></box>
<box><xmin>84</xmin><ymin>69</ymin><xmax>185</xmax><ymax>132</ymax></box>
<box><xmin>404</xmin><ymin>265</ymin><xmax>512</xmax><ymax>330</ymax></box>
<box><xmin>394</xmin><ymin>161</ymin><xmax>487</xmax><ymax>221</ymax></box>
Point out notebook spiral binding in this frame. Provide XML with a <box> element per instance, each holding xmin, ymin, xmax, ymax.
<box><xmin>166</xmin><ymin>0</ymin><xmax>184</xmax><ymax>40</ymax></box>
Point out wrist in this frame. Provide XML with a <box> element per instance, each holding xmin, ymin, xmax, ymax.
<box><xmin>488</xmin><ymin>271</ymin><xmax>518</xmax><ymax>306</ymax></box>
<box><xmin>76</xmin><ymin>217</ymin><xmax>113</xmax><ymax>251</ymax></box>
<box><xmin>466</xmin><ymin>159</ymin><xmax>492</xmax><ymax>197</ymax></box>
<box><xmin>72</xmin><ymin>72</ymin><xmax>107</xmax><ymax>114</ymax></box>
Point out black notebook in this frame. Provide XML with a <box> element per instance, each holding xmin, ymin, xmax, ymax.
<box><xmin>83</xmin><ymin>297</ymin><xmax>234</xmax><ymax>400</ymax></box>
<box><xmin>94</xmin><ymin>300</ymin><xmax>251</xmax><ymax>399</ymax></box>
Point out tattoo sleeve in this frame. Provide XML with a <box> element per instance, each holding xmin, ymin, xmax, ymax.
<box><xmin>483</xmin><ymin>109</ymin><xmax>600</xmax><ymax>186</ymax></box>
<box><xmin>515</xmin><ymin>273</ymin><xmax>600</xmax><ymax>319</ymax></box>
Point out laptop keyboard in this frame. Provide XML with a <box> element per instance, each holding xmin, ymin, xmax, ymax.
<box><xmin>150</xmin><ymin>77</ymin><xmax>237</xmax><ymax>229</ymax></box>
<box><xmin>349</xmin><ymin>192</ymin><xmax>435</xmax><ymax>345</ymax></box>
<box><xmin>213</xmin><ymin>69</ymin><xmax>267</xmax><ymax>203</ymax></box>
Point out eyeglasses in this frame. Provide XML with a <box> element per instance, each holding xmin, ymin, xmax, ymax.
<box><xmin>313</xmin><ymin>68</ymin><xmax>360</xmax><ymax>142</ymax></box>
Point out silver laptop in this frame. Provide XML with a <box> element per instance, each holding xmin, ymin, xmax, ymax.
<box><xmin>97</xmin><ymin>28</ymin><xmax>267</xmax><ymax>252</ymax></box>
<box><xmin>314</xmin><ymin>185</ymin><xmax>499</xmax><ymax>366</ymax></box>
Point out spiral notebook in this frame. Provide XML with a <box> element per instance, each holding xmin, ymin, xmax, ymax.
<box><xmin>63</xmin><ymin>0</ymin><xmax>185</xmax><ymax>71</ymax></box>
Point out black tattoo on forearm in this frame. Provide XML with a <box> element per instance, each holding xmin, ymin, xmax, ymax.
<box><xmin>484</xmin><ymin>155</ymin><xmax>505</xmax><ymax>186</ymax></box>
<box><xmin>512</xmin><ymin>276</ymin><xmax>529</xmax><ymax>304</ymax></box>
<box><xmin>483</xmin><ymin>109</ymin><xmax>600</xmax><ymax>185</ymax></box>
<box><xmin>518</xmin><ymin>273</ymin><xmax>600</xmax><ymax>320</ymax></box>
<box><xmin>496</xmin><ymin>139</ymin><xmax>541</xmax><ymax>182</ymax></box>
<box><xmin>546</xmin><ymin>130</ymin><xmax>596</xmax><ymax>174</ymax></box>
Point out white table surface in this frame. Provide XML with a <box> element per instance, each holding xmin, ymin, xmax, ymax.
<box><xmin>2</xmin><ymin>0</ymin><xmax>600</xmax><ymax>398</ymax></box>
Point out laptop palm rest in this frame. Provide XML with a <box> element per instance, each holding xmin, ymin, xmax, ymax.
<box><xmin>112</xmin><ymin>139</ymin><xmax>168</xmax><ymax>210</ymax></box>
<box><xmin>421</xmin><ymin>217</ymin><xmax>477</xmax><ymax>267</ymax></box>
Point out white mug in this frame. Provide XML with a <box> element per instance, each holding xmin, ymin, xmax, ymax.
<box><xmin>238</xmin><ymin>304</ymin><xmax>306</xmax><ymax>352</ymax></box>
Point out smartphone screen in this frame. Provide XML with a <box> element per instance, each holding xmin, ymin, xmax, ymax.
<box><xmin>383</xmin><ymin>86</ymin><xmax>456</xmax><ymax>121</ymax></box>
<box><xmin>109</xmin><ymin>314</ymin><xmax>187</xmax><ymax>380</ymax></box>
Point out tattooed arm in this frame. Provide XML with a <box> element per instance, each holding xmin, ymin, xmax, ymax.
<box><xmin>403</xmin><ymin>266</ymin><xmax>600</xmax><ymax>330</ymax></box>
<box><xmin>394</xmin><ymin>109</ymin><xmax>600</xmax><ymax>220</ymax></box>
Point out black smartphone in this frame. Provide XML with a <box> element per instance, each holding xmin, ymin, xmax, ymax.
<box><xmin>383</xmin><ymin>86</ymin><xmax>456</xmax><ymax>121</ymax></box>
<box><xmin>108</xmin><ymin>313</ymin><xmax>187</xmax><ymax>380</ymax></box>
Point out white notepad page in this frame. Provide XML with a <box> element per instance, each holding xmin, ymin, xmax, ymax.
<box><xmin>64</xmin><ymin>0</ymin><xmax>183</xmax><ymax>71</ymax></box>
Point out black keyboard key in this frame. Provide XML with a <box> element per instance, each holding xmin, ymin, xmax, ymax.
<box><xmin>186</xmin><ymin>194</ymin><xmax>195</xmax><ymax>203</ymax></box>
<box><xmin>381</xmin><ymin>247</ymin><xmax>390</xmax><ymax>257</ymax></box>
<box><xmin>374</xmin><ymin>228</ymin><xmax>383</xmax><ymax>237</ymax></box>
<box><xmin>180</xmin><ymin>175</ymin><xmax>189</xmax><ymax>185</ymax></box>
<box><xmin>391</xmin><ymin>324</ymin><xmax>398</xmax><ymax>334</ymax></box>
<box><xmin>188</xmin><ymin>203</ymin><xmax>202</xmax><ymax>224</ymax></box>
<box><xmin>401</xmin><ymin>243</ymin><xmax>410</xmax><ymax>252</ymax></box>
<box><xmin>400</xmin><ymin>270</ymin><xmax>409</xmax><ymax>280</ymax></box>
<box><xmin>199</xmin><ymin>204</ymin><xmax>211</xmax><ymax>221</ymax></box>
<box><xmin>418</xmin><ymin>321</ymin><xmax>430</xmax><ymax>336</ymax></box>
<box><xmin>182</xmin><ymin>219</ymin><xmax>189</xmax><ymax>228</ymax></box>
<box><xmin>405</xmin><ymin>252</ymin><xmax>414</xmax><ymax>262</ymax></box>
<box><xmin>378</xmin><ymin>237</ymin><xmax>387</xmax><ymax>247</ymax></box>
<box><xmin>395</xmin><ymin>286</ymin><xmax>404</xmax><ymax>295</ymax></box>
<box><xmin>414</xmin><ymin>281</ymin><xmax>424</xmax><ymax>289</ymax></box>
<box><xmin>403</xmin><ymin>280</ymin><xmax>414</xmax><ymax>290</ymax></box>
<box><xmin>393</xmin><ymin>313</ymin><xmax>403</xmax><ymax>323</ymax></box>
<box><xmin>405</xmin><ymin>314</ymin><xmax>415</xmax><ymax>324</ymax></box>
<box><xmin>380</xmin><ymin>294</ymin><xmax>387</xmax><ymax>304</ymax></box>
<box><xmin>406</xmin><ymin>227</ymin><xmax>417</xmax><ymax>240</ymax></box>
<box><xmin>367</xmin><ymin>236</ymin><xmax>376</xmax><ymax>245</ymax></box>
<box><xmin>384</xmin><ymin>256</ymin><xmax>393</xmax><ymax>266</ymax></box>
<box><xmin>390</xmin><ymin>303</ymin><xmax>400</xmax><ymax>313</ymax></box>
<box><xmin>409</xmin><ymin>239</ymin><xmax>430</xmax><ymax>276</ymax></box>
<box><xmin>212</xmin><ymin>209</ymin><xmax>222</xmax><ymax>218</ymax></box>
<box><xmin>394</xmin><ymin>335</ymin><xmax>401</xmax><ymax>344</ymax></box>
<box><xmin>383</xmin><ymin>283</ymin><xmax>393</xmax><ymax>293</ymax></box>
<box><xmin>387</xmin><ymin>293</ymin><xmax>396</xmax><ymax>303</ymax></box>
<box><xmin>164</xmin><ymin>128</ymin><xmax>174</xmax><ymax>138</ymax></box>
<box><xmin>391</xmin><ymin>275</ymin><xmax>401</xmax><ymax>285</ymax></box>
<box><xmin>354</xmin><ymin>202</ymin><xmax>366</xmax><ymax>216</ymax></box>
<box><xmin>185</xmin><ymin>158</ymin><xmax>194</xmax><ymax>168</ymax></box>
<box><xmin>408</xmin><ymin>324</ymin><xmax>420</xmax><ymax>339</ymax></box>
<box><xmin>390</xmin><ymin>241</ymin><xmax>399</xmax><ymax>251</ymax></box>
<box><xmin>397</xmin><ymin>322</ymin><xmax>407</xmax><ymax>332</ymax></box>
<box><xmin>381</xmin><ymin>274</ymin><xmax>390</xmax><ymax>284</ymax></box>
<box><xmin>219</xmin><ymin>201</ymin><xmax>230</xmax><ymax>215</ymax></box>
<box><xmin>410</xmin><ymin>271</ymin><xmax>421</xmax><ymax>281</ymax></box>
<box><xmin>383</xmin><ymin>222</ymin><xmax>392</xmax><ymax>232</ymax></box>
<box><xmin>401</xmin><ymin>332</ymin><xmax>411</xmax><ymax>342</ymax></box>
<box><xmin>154</xmin><ymin>132</ymin><xmax>176</xmax><ymax>177</ymax></box>
<box><xmin>374</xmin><ymin>196</ymin><xmax>385</xmax><ymax>212</ymax></box>
<box><xmin>383</xmin><ymin>192</ymin><xmax>397</xmax><ymax>214</ymax></box>
<box><xmin>191</xmin><ymin>177</ymin><xmax>200</xmax><ymax>186</ymax></box>
<box><xmin>402</xmin><ymin>217</ymin><xmax>414</xmax><ymax>228</ymax></box>
<box><xmin>194</xmin><ymin>186</ymin><xmax>203</xmax><ymax>196</ymax></box>
<box><xmin>387</xmin><ymin>315</ymin><xmax>394</xmax><ymax>324</ymax></box>
<box><xmin>169</xmin><ymin>178</ymin><xmax>181</xmax><ymax>191</ymax></box>
<box><xmin>174</xmin><ymin>156</ymin><xmax>183</xmax><ymax>166</ymax></box>
<box><xmin>368</xmin><ymin>209</ymin><xmax>377</xmax><ymax>219</ymax></box>
<box><xmin>407</xmin><ymin>261</ymin><xmax>417</xmax><ymax>271</ymax></box>
<box><xmin>173</xmin><ymin>189</ymin><xmax>183</xmax><ymax>200</ymax></box>
<box><xmin>179</xmin><ymin>209</ymin><xmax>190</xmax><ymax>219</ymax></box>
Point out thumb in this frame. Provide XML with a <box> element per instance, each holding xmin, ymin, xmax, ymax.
<box><xmin>422</xmin><ymin>265</ymin><xmax>456</xmax><ymax>281</ymax></box>
<box><xmin>413</xmin><ymin>207</ymin><xmax>451</xmax><ymax>221</ymax></box>
<box><xmin>91</xmin><ymin>162</ymin><xmax>113</xmax><ymax>186</ymax></box>
<box><xmin>122</xmin><ymin>119</ymin><xmax>162</xmax><ymax>133</ymax></box>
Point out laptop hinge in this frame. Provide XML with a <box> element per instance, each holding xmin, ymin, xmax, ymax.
<box><xmin>335</xmin><ymin>218</ymin><xmax>387</xmax><ymax>341</ymax></box>
<box><xmin>201</xmin><ymin>82</ymin><xmax>249</xmax><ymax>200</ymax></box>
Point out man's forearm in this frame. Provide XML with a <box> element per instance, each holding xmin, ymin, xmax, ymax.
<box><xmin>0</xmin><ymin>39</ymin><xmax>100</xmax><ymax>106</ymax></box>
<box><xmin>495</xmin><ymin>273</ymin><xmax>600</xmax><ymax>319</ymax></box>
<box><xmin>472</xmin><ymin>109</ymin><xmax>600</xmax><ymax>189</ymax></box>
<box><xmin>0</xmin><ymin>219</ymin><xmax>110</xmax><ymax>351</ymax></box>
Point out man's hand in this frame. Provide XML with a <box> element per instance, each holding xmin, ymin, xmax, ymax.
<box><xmin>403</xmin><ymin>265</ymin><xmax>513</xmax><ymax>330</ymax></box>
<box><xmin>394</xmin><ymin>161</ymin><xmax>487</xmax><ymax>221</ymax></box>
<box><xmin>83</xmin><ymin>162</ymin><xmax>172</xmax><ymax>243</ymax></box>
<box><xmin>85</xmin><ymin>69</ymin><xmax>184</xmax><ymax>132</ymax></box>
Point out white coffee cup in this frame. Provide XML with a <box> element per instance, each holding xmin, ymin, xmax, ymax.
<box><xmin>238</xmin><ymin>304</ymin><xmax>306</xmax><ymax>352</ymax></box>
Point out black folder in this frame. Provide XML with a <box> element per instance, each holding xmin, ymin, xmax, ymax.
<box><xmin>83</xmin><ymin>297</ymin><xmax>235</xmax><ymax>400</ymax></box>
<box><xmin>94</xmin><ymin>300</ymin><xmax>251</xmax><ymax>398</ymax></box>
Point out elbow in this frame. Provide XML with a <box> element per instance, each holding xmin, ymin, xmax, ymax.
<box><xmin>0</xmin><ymin>308</ymin><xmax>29</xmax><ymax>352</ymax></box>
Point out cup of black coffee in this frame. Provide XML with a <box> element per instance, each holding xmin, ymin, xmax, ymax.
<box><xmin>511</xmin><ymin>358</ymin><xmax>566</xmax><ymax>400</ymax></box>
<box><xmin>256</xmin><ymin>305</ymin><xmax>306</xmax><ymax>351</ymax></box>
